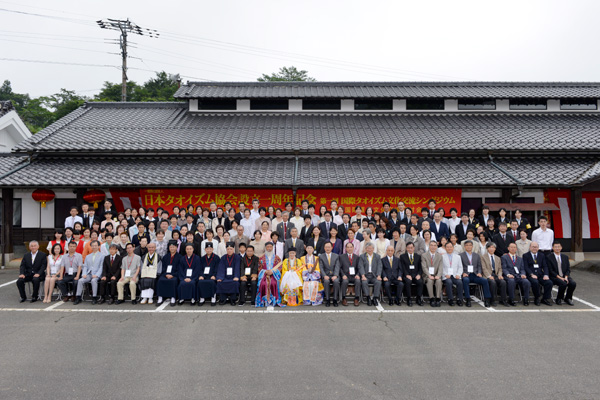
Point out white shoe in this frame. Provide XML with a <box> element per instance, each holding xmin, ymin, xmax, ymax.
<box><xmin>140</xmin><ymin>298</ymin><xmax>148</xmax><ymax>304</ymax></box>
<box><xmin>149</xmin><ymin>299</ymin><xmax>154</xmax><ymax>304</ymax></box>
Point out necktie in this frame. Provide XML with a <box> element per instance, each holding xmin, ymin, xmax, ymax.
<box><xmin>284</xmin><ymin>223</ymin><xmax>287</xmax><ymax>238</ymax></box>
<box><xmin>111</xmin><ymin>256</ymin><xmax>114</xmax><ymax>264</ymax></box>
<box><xmin>502</xmin><ymin>234</ymin><xmax>505</xmax><ymax>241</ymax></box>
<box><xmin>409</xmin><ymin>254</ymin><xmax>413</xmax><ymax>264</ymax></box>
<box><xmin>326</xmin><ymin>222</ymin><xmax>329</xmax><ymax>232</ymax></box>
<box><xmin>345</xmin><ymin>224</ymin><xmax>348</xmax><ymax>230</ymax></box>
<box><xmin>533</xmin><ymin>254</ymin><xmax>537</xmax><ymax>263</ymax></box>
<box><xmin>491</xmin><ymin>256</ymin><xmax>495</xmax><ymax>272</ymax></box>
<box><xmin>557</xmin><ymin>255</ymin><xmax>563</xmax><ymax>276</ymax></box>
<box><xmin>349</xmin><ymin>254</ymin><xmax>352</xmax><ymax>264</ymax></box>
<box><xmin>292</xmin><ymin>239</ymin><xmax>296</xmax><ymax>246</ymax></box>
<box><xmin>327</xmin><ymin>254</ymin><xmax>331</xmax><ymax>264</ymax></box>
<box><xmin>512</xmin><ymin>255</ymin><xmax>516</xmax><ymax>264</ymax></box>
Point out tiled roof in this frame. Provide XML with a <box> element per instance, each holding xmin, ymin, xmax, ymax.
<box><xmin>0</xmin><ymin>156</ymin><xmax>295</xmax><ymax>187</ymax></box>
<box><xmin>175</xmin><ymin>81</ymin><xmax>600</xmax><ymax>99</ymax></box>
<box><xmin>0</xmin><ymin>155</ymin><xmax>594</xmax><ymax>188</ymax></box>
<box><xmin>0</xmin><ymin>155</ymin><xmax>29</xmax><ymax>177</ymax></box>
<box><xmin>572</xmin><ymin>160</ymin><xmax>600</xmax><ymax>184</ymax></box>
<box><xmin>0</xmin><ymin>101</ymin><xmax>15</xmax><ymax>118</ymax></box>
<box><xmin>12</xmin><ymin>102</ymin><xmax>600</xmax><ymax>155</ymax></box>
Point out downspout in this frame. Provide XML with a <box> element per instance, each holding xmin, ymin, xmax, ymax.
<box><xmin>488</xmin><ymin>154</ymin><xmax>523</xmax><ymax>196</ymax></box>
<box><xmin>292</xmin><ymin>155</ymin><xmax>299</xmax><ymax>206</ymax></box>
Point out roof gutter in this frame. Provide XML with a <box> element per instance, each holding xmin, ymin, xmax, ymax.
<box><xmin>0</xmin><ymin>156</ymin><xmax>33</xmax><ymax>182</ymax></box>
<box><xmin>489</xmin><ymin>154</ymin><xmax>523</xmax><ymax>189</ymax></box>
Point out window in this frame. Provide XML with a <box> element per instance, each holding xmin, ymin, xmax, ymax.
<box><xmin>458</xmin><ymin>98</ymin><xmax>496</xmax><ymax>110</ymax></box>
<box><xmin>250</xmin><ymin>99</ymin><xmax>288</xmax><ymax>110</ymax></box>
<box><xmin>354</xmin><ymin>98</ymin><xmax>393</xmax><ymax>110</ymax></box>
<box><xmin>406</xmin><ymin>98</ymin><xmax>445</xmax><ymax>110</ymax></box>
<box><xmin>302</xmin><ymin>98</ymin><xmax>341</xmax><ymax>110</ymax></box>
<box><xmin>0</xmin><ymin>198</ymin><xmax>22</xmax><ymax>227</ymax></box>
<box><xmin>509</xmin><ymin>98</ymin><xmax>547</xmax><ymax>110</ymax></box>
<box><xmin>197</xmin><ymin>98</ymin><xmax>237</xmax><ymax>110</ymax></box>
<box><xmin>560</xmin><ymin>98</ymin><xmax>598</xmax><ymax>110</ymax></box>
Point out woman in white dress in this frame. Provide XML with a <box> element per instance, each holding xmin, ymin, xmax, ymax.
<box><xmin>374</xmin><ymin>228</ymin><xmax>390</xmax><ymax>257</ymax></box>
<box><xmin>43</xmin><ymin>243</ymin><xmax>63</xmax><ymax>303</ymax></box>
<box><xmin>515</xmin><ymin>230</ymin><xmax>532</xmax><ymax>257</ymax></box>
<box><xmin>271</xmin><ymin>208</ymin><xmax>283</xmax><ymax>231</ymax></box>
<box><xmin>240</xmin><ymin>209</ymin><xmax>254</xmax><ymax>238</ymax></box>
<box><xmin>201</xmin><ymin>229</ymin><xmax>219</xmax><ymax>256</ymax></box>
<box><xmin>217</xmin><ymin>232</ymin><xmax>231</xmax><ymax>257</ymax></box>
<box><xmin>290</xmin><ymin>208</ymin><xmax>304</xmax><ymax>231</ymax></box>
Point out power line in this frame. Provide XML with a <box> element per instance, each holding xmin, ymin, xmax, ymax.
<box><xmin>0</xmin><ymin>57</ymin><xmax>119</xmax><ymax>69</ymax></box>
<box><xmin>2</xmin><ymin>38</ymin><xmax>114</xmax><ymax>55</ymax></box>
<box><xmin>0</xmin><ymin>7</ymin><xmax>95</xmax><ymax>27</ymax></box>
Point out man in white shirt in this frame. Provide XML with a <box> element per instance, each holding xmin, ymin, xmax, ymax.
<box><xmin>442</xmin><ymin>241</ymin><xmax>464</xmax><ymax>306</ymax></box>
<box><xmin>249</xmin><ymin>198</ymin><xmax>260</xmax><ymax>225</ymax></box>
<box><xmin>64</xmin><ymin>206</ymin><xmax>83</xmax><ymax>229</ymax></box>
<box><xmin>74</xmin><ymin>240</ymin><xmax>103</xmax><ymax>305</ymax></box>
<box><xmin>532</xmin><ymin>216</ymin><xmax>554</xmax><ymax>255</ymax></box>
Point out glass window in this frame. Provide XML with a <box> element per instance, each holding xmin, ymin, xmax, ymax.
<box><xmin>250</xmin><ymin>99</ymin><xmax>288</xmax><ymax>110</ymax></box>
<box><xmin>458</xmin><ymin>98</ymin><xmax>496</xmax><ymax>110</ymax></box>
<box><xmin>302</xmin><ymin>98</ymin><xmax>341</xmax><ymax>110</ymax></box>
<box><xmin>509</xmin><ymin>98</ymin><xmax>547</xmax><ymax>110</ymax></box>
<box><xmin>0</xmin><ymin>198</ymin><xmax>22</xmax><ymax>227</ymax></box>
<box><xmin>406</xmin><ymin>98</ymin><xmax>445</xmax><ymax>110</ymax></box>
<box><xmin>197</xmin><ymin>98</ymin><xmax>237</xmax><ymax>110</ymax></box>
<box><xmin>560</xmin><ymin>98</ymin><xmax>598</xmax><ymax>110</ymax></box>
<box><xmin>354</xmin><ymin>99</ymin><xmax>393</xmax><ymax>110</ymax></box>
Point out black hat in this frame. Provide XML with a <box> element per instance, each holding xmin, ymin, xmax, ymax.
<box><xmin>287</xmin><ymin>246</ymin><xmax>297</xmax><ymax>253</ymax></box>
<box><xmin>168</xmin><ymin>240</ymin><xmax>178</xmax><ymax>247</ymax></box>
<box><xmin>226</xmin><ymin>241</ymin><xmax>235</xmax><ymax>248</ymax></box>
<box><xmin>205</xmin><ymin>242</ymin><xmax>213</xmax><ymax>248</ymax></box>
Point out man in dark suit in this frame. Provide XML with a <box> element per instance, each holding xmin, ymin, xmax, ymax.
<box><xmin>318</xmin><ymin>212</ymin><xmax>337</xmax><ymax>240</ymax></box>
<box><xmin>16</xmin><ymin>241</ymin><xmax>47</xmax><ymax>302</ymax></box>
<box><xmin>276</xmin><ymin>213</ymin><xmax>294</xmax><ymax>242</ymax></box>
<box><xmin>234</xmin><ymin>202</ymin><xmax>246</xmax><ymax>223</ymax></box>
<box><xmin>337</xmin><ymin>214</ymin><xmax>351</xmax><ymax>242</ymax></box>
<box><xmin>381</xmin><ymin>202</ymin><xmax>391</xmax><ymax>220</ymax></box>
<box><xmin>417</xmin><ymin>207</ymin><xmax>433</xmax><ymax>231</ymax></box>
<box><xmin>501</xmin><ymin>243</ymin><xmax>531</xmax><ymax>306</ymax></box>
<box><xmin>546</xmin><ymin>242</ymin><xmax>576</xmax><ymax>305</ymax></box>
<box><xmin>82</xmin><ymin>207</ymin><xmax>99</xmax><ymax>229</ymax></box>
<box><xmin>430</xmin><ymin>212</ymin><xmax>450</xmax><ymax>240</ymax></box>
<box><xmin>284</xmin><ymin>228</ymin><xmax>305</xmax><ymax>259</ymax></box>
<box><xmin>455</xmin><ymin>213</ymin><xmax>475</xmax><ymax>243</ymax></box>
<box><xmin>319</xmin><ymin>242</ymin><xmax>340</xmax><ymax>307</ymax></box>
<box><xmin>514</xmin><ymin>209</ymin><xmax>532</xmax><ymax>238</ymax></box>
<box><xmin>477</xmin><ymin>205</ymin><xmax>492</xmax><ymax>230</ymax></box>
<box><xmin>387</xmin><ymin>209</ymin><xmax>400</xmax><ymax>230</ymax></box>
<box><xmin>358</xmin><ymin>242</ymin><xmax>383</xmax><ymax>306</ymax></box>
<box><xmin>299</xmin><ymin>215</ymin><xmax>314</xmax><ymax>243</ymax></box>
<box><xmin>397</xmin><ymin>202</ymin><xmax>408</xmax><ymax>225</ymax></box>
<box><xmin>381</xmin><ymin>245</ymin><xmax>403</xmax><ymax>306</ymax></box>
<box><xmin>339</xmin><ymin>243</ymin><xmax>361</xmax><ymax>306</ymax></box>
<box><xmin>523</xmin><ymin>242</ymin><xmax>553</xmax><ymax>306</ymax></box>
<box><xmin>400</xmin><ymin>242</ymin><xmax>423</xmax><ymax>306</ymax></box>
<box><xmin>460</xmin><ymin>240</ymin><xmax>492</xmax><ymax>308</ymax></box>
<box><xmin>98</xmin><ymin>244</ymin><xmax>122</xmax><ymax>304</ymax></box>
<box><xmin>492</xmin><ymin>222</ymin><xmax>514</xmax><ymax>257</ymax></box>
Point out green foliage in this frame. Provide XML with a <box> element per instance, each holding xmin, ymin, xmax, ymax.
<box><xmin>257</xmin><ymin>66</ymin><xmax>315</xmax><ymax>82</ymax></box>
<box><xmin>93</xmin><ymin>71</ymin><xmax>179</xmax><ymax>102</ymax></box>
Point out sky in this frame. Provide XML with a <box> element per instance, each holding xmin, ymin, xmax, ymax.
<box><xmin>1</xmin><ymin>0</ymin><xmax>599</xmax><ymax>98</ymax></box>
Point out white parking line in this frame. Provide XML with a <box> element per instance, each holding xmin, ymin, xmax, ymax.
<box><xmin>44</xmin><ymin>301</ymin><xmax>64</xmax><ymax>311</ymax></box>
<box><xmin>155</xmin><ymin>301</ymin><xmax>170</xmax><ymax>312</ymax></box>
<box><xmin>552</xmin><ymin>288</ymin><xmax>600</xmax><ymax>311</ymax></box>
<box><xmin>0</xmin><ymin>279</ymin><xmax>17</xmax><ymax>288</ymax></box>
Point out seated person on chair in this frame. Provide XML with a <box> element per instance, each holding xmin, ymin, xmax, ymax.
<box><xmin>16</xmin><ymin>240</ymin><xmax>47</xmax><ymax>303</ymax></box>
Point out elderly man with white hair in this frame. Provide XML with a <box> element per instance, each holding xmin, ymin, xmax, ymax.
<box><xmin>16</xmin><ymin>240</ymin><xmax>47</xmax><ymax>303</ymax></box>
<box><xmin>139</xmin><ymin>242</ymin><xmax>161</xmax><ymax>304</ymax></box>
<box><xmin>358</xmin><ymin>241</ymin><xmax>383</xmax><ymax>307</ymax></box>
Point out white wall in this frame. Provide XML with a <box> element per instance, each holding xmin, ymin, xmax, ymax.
<box><xmin>14</xmin><ymin>189</ymin><xmax>75</xmax><ymax>228</ymax></box>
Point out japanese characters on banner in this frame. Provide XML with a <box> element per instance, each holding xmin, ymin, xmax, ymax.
<box><xmin>295</xmin><ymin>188</ymin><xmax>462</xmax><ymax>214</ymax></box>
<box><xmin>545</xmin><ymin>189</ymin><xmax>600</xmax><ymax>239</ymax></box>
<box><xmin>140</xmin><ymin>188</ymin><xmax>294</xmax><ymax>213</ymax></box>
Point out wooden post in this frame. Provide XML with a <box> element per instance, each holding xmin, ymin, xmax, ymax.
<box><xmin>2</xmin><ymin>188</ymin><xmax>14</xmax><ymax>265</ymax></box>
<box><xmin>76</xmin><ymin>188</ymin><xmax>86</xmax><ymax>207</ymax></box>
<box><xmin>571</xmin><ymin>187</ymin><xmax>584</xmax><ymax>261</ymax></box>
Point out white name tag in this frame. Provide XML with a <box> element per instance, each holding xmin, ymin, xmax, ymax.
<box><xmin>204</xmin><ymin>267</ymin><xmax>210</xmax><ymax>275</ymax></box>
<box><xmin>467</xmin><ymin>265</ymin><xmax>473</xmax><ymax>273</ymax></box>
<box><xmin>409</xmin><ymin>265</ymin><xmax>415</xmax><ymax>269</ymax></box>
<box><xmin>245</xmin><ymin>267</ymin><xmax>251</xmax><ymax>275</ymax></box>
<box><xmin>227</xmin><ymin>267</ymin><xmax>233</xmax><ymax>275</ymax></box>
<box><xmin>514</xmin><ymin>266</ymin><xmax>519</xmax><ymax>274</ymax></box>
<box><xmin>428</xmin><ymin>267</ymin><xmax>434</xmax><ymax>275</ymax></box>
<box><xmin>68</xmin><ymin>267</ymin><xmax>74</xmax><ymax>275</ymax></box>
<box><xmin>186</xmin><ymin>269</ymin><xmax>193</xmax><ymax>277</ymax></box>
<box><xmin>125</xmin><ymin>270</ymin><xmax>131</xmax><ymax>277</ymax></box>
<box><xmin>349</xmin><ymin>267</ymin><xmax>355</xmax><ymax>275</ymax></box>
<box><xmin>166</xmin><ymin>265</ymin><xmax>172</xmax><ymax>273</ymax></box>
<box><xmin>51</xmin><ymin>266</ymin><xmax>58</xmax><ymax>275</ymax></box>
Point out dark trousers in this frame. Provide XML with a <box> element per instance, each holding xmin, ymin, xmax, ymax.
<box><xmin>443</xmin><ymin>276</ymin><xmax>463</xmax><ymax>300</ymax></box>
<box><xmin>57</xmin><ymin>275</ymin><xmax>75</xmax><ymax>296</ymax></box>
<box><xmin>552</xmin><ymin>277</ymin><xmax>576</xmax><ymax>300</ymax></box>
<box><xmin>341</xmin><ymin>276</ymin><xmax>361</xmax><ymax>299</ymax></box>
<box><xmin>239</xmin><ymin>278</ymin><xmax>257</xmax><ymax>303</ymax></box>
<box><xmin>361</xmin><ymin>275</ymin><xmax>381</xmax><ymax>299</ymax></box>
<box><xmin>487</xmin><ymin>276</ymin><xmax>507</xmax><ymax>303</ymax></box>
<box><xmin>16</xmin><ymin>274</ymin><xmax>44</xmax><ymax>300</ymax></box>
<box><xmin>506</xmin><ymin>276</ymin><xmax>531</xmax><ymax>300</ymax></box>
<box><xmin>99</xmin><ymin>278</ymin><xmax>118</xmax><ymax>298</ymax></box>
<box><xmin>322</xmin><ymin>276</ymin><xmax>340</xmax><ymax>301</ymax></box>
<box><xmin>403</xmin><ymin>277</ymin><xmax>424</xmax><ymax>300</ymax></box>
<box><xmin>528</xmin><ymin>276</ymin><xmax>553</xmax><ymax>300</ymax></box>
<box><xmin>463</xmin><ymin>274</ymin><xmax>492</xmax><ymax>299</ymax></box>
<box><xmin>383</xmin><ymin>279</ymin><xmax>403</xmax><ymax>301</ymax></box>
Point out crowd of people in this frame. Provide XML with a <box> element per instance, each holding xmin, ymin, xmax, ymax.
<box><xmin>16</xmin><ymin>198</ymin><xmax>577</xmax><ymax>308</ymax></box>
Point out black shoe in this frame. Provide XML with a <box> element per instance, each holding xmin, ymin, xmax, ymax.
<box><xmin>73</xmin><ymin>298</ymin><xmax>82</xmax><ymax>305</ymax></box>
<box><xmin>465</xmin><ymin>299</ymin><xmax>472</xmax><ymax>307</ymax></box>
<box><xmin>219</xmin><ymin>300</ymin><xmax>226</xmax><ymax>305</ymax></box>
<box><xmin>333</xmin><ymin>300</ymin><xmax>338</xmax><ymax>307</ymax></box>
<box><xmin>92</xmin><ymin>297</ymin><xmax>98</xmax><ymax>305</ymax></box>
<box><xmin>198</xmin><ymin>300</ymin><xmax>205</xmax><ymax>306</ymax></box>
<box><xmin>251</xmin><ymin>302</ymin><xmax>255</xmax><ymax>306</ymax></box>
<box><xmin>238</xmin><ymin>302</ymin><xmax>245</xmax><ymax>307</ymax></box>
<box><xmin>429</xmin><ymin>298</ymin><xmax>435</xmax><ymax>307</ymax></box>
<box><xmin>456</xmin><ymin>300</ymin><xmax>463</xmax><ymax>307</ymax></box>
<box><xmin>131</xmin><ymin>300</ymin><xmax>137</xmax><ymax>305</ymax></box>
<box><xmin>366</xmin><ymin>297</ymin><xmax>372</xmax><ymax>306</ymax></box>
<box><xmin>435</xmin><ymin>299</ymin><xmax>441</xmax><ymax>307</ymax></box>
<box><xmin>389</xmin><ymin>299</ymin><xmax>394</xmax><ymax>306</ymax></box>
<box><xmin>541</xmin><ymin>299</ymin><xmax>553</xmax><ymax>306</ymax></box>
<box><xmin>416</xmin><ymin>298</ymin><xmax>423</xmax><ymax>306</ymax></box>
<box><xmin>448</xmin><ymin>299</ymin><xmax>455</xmax><ymax>306</ymax></box>
<box><xmin>491</xmin><ymin>301</ymin><xmax>498</xmax><ymax>307</ymax></box>
<box><xmin>565</xmin><ymin>299</ymin><xmax>574</xmax><ymax>306</ymax></box>
<box><xmin>98</xmin><ymin>297</ymin><xmax>105</xmax><ymax>305</ymax></box>
<box><xmin>523</xmin><ymin>299</ymin><xmax>529</xmax><ymax>306</ymax></box>
<box><xmin>30</xmin><ymin>298</ymin><xmax>38</xmax><ymax>303</ymax></box>
<box><xmin>395</xmin><ymin>298</ymin><xmax>400</xmax><ymax>306</ymax></box>
<box><xmin>108</xmin><ymin>298</ymin><xmax>115</xmax><ymax>305</ymax></box>
<box><xmin>484</xmin><ymin>299</ymin><xmax>491</xmax><ymax>308</ymax></box>
<box><xmin>325</xmin><ymin>300</ymin><xmax>331</xmax><ymax>307</ymax></box>
<box><xmin>508</xmin><ymin>300</ymin><xmax>516</xmax><ymax>307</ymax></box>
<box><xmin>211</xmin><ymin>301</ymin><xmax>216</xmax><ymax>307</ymax></box>
<box><xmin>534</xmin><ymin>297</ymin><xmax>540</xmax><ymax>306</ymax></box>
<box><xmin>372</xmin><ymin>298</ymin><xmax>379</xmax><ymax>307</ymax></box>
<box><xmin>406</xmin><ymin>300</ymin><xmax>413</xmax><ymax>307</ymax></box>
<box><xmin>19</xmin><ymin>298</ymin><xmax>26</xmax><ymax>303</ymax></box>
<box><xmin>555</xmin><ymin>298</ymin><xmax>562</xmax><ymax>305</ymax></box>
<box><xmin>116</xmin><ymin>300</ymin><xmax>124</xmax><ymax>305</ymax></box>
<box><xmin>230</xmin><ymin>298</ymin><xmax>236</xmax><ymax>306</ymax></box>
<box><xmin>155</xmin><ymin>300</ymin><xmax>163</xmax><ymax>307</ymax></box>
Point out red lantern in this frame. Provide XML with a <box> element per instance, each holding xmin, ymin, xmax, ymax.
<box><xmin>83</xmin><ymin>189</ymin><xmax>105</xmax><ymax>208</ymax></box>
<box><xmin>32</xmin><ymin>189</ymin><xmax>55</xmax><ymax>208</ymax></box>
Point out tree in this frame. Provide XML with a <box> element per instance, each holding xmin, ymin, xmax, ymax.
<box><xmin>93</xmin><ymin>71</ymin><xmax>179</xmax><ymax>102</ymax></box>
<box><xmin>257</xmin><ymin>66</ymin><xmax>315</xmax><ymax>82</ymax></box>
<box><xmin>0</xmin><ymin>80</ymin><xmax>30</xmax><ymax>111</ymax></box>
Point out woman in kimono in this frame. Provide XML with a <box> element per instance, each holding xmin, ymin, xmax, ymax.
<box><xmin>301</xmin><ymin>244</ymin><xmax>324</xmax><ymax>306</ymax></box>
<box><xmin>216</xmin><ymin>242</ymin><xmax>240</xmax><ymax>305</ymax></box>
<box><xmin>177</xmin><ymin>243</ymin><xmax>201</xmax><ymax>305</ymax></box>
<box><xmin>279</xmin><ymin>247</ymin><xmax>305</xmax><ymax>306</ymax></box>
<box><xmin>156</xmin><ymin>240</ymin><xmax>181</xmax><ymax>307</ymax></box>
<box><xmin>197</xmin><ymin>242</ymin><xmax>220</xmax><ymax>306</ymax></box>
<box><xmin>255</xmin><ymin>241</ymin><xmax>282</xmax><ymax>307</ymax></box>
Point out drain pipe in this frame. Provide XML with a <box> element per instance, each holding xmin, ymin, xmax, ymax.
<box><xmin>489</xmin><ymin>154</ymin><xmax>524</xmax><ymax>188</ymax></box>
<box><xmin>292</xmin><ymin>155</ymin><xmax>299</xmax><ymax>206</ymax></box>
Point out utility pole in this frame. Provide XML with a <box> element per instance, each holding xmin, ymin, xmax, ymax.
<box><xmin>96</xmin><ymin>19</ymin><xmax>159</xmax><ymax>101</ymax></box>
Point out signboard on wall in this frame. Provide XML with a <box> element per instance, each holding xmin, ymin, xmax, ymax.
<box><xmin>545</xmin><ymin>189</ymin><xmax>600</xmax><ymax>239</ymax></box>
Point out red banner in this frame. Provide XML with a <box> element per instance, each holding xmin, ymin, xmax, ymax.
<box><xmin>140</xmin><ymin>188</ymin><xmax>294</xmax><ymax>213</ymax></box>
<box><xmin>295</xmin><ymin>188</ymin><xmax>462</xmax><ymax>214</ymax></box>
